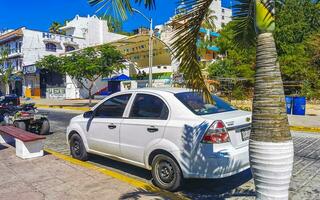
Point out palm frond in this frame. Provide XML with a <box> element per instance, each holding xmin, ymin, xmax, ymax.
<box><xmin>88</xmin><ymin>0</ymin><xmax>155</xmax><ymax>20</ymax></box>
<box><xmin>172</xmin><ymin>0</ymin><xmax>214</xmax><ymax>102</ymax></box>
<box><xmin>232</xmin><ymin>0</ymin><xmax>256</xmax><ymax>47</ymax></box>
<box><xmin>202</xmin><ymin>9</ymin><xmax>217</xmax><ymax>31</ymax></box>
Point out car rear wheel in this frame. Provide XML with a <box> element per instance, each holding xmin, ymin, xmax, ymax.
<box><xmin>39</xmin><ymin>118</ymin><xmax>50</xmax><ymax>135</ymax></box>
<box><xmin>13</xmin><ymin>121</ymin><xmax>26</xmax><ymax>130</ymax></box>
<box><xmin>69</xmin><ymin>133</ymin><xmax>88</xmax><ymax>161</ymax></box>
<box><xmin>151</xmin><ymin>154</ymin><xmax>183</xmax><ymax>191</ymax></box>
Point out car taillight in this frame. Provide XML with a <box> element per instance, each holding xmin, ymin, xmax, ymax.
<box><xmin>202</xmin><ymin>120</ymin><xmax>230</xmax><ymax>144</ymax></box>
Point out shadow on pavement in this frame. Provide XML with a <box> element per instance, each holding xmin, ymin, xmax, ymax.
<box><xmin>0</xmin><ymin>144</ymin><xmax>8</xmax><ymax>150</ymax></box>
<box><xmin>118</xmin><ymin>169</ymin><xmax>254</xmax><ymax>200</ymax></box>
<box><xmin>88</xmin><ymin>153</ymin><xmax>254</xmax><ymax>199</ymax></box>
<box><xmin>88</xmin><ymin>154</ymin><xmax>153</xmax><ymax>180</ymax></box>
<box><xmin>119</xmin><ymin>189</ymin><xmax>171</xmax><ymax>200</ymax></box>
<box><xmin>180</xmin><ymin>169</ymin><xmax>254</xmax><ymax>199</ymax></box>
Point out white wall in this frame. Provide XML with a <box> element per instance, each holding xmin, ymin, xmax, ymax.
<box><xmin>65</xmin><ymin>75</ymin><xmax>108</xmax><ymax>99</ymax></box>
<box><xmin>209</xmin><ymin>0</ymin><xmax>232</xmax><ymax>30</ymax></box>
<box><xmin>21</xmin><ymin>28</ymin><xmax>85</xmax><ymax>67</ymax></box>
<box><xmin>62</xmin><ymin>15</ymin><xmax>126</xmax><ymax>47</ymax></box>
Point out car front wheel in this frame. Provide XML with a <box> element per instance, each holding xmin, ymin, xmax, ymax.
<box><xmin>151</xmin><ymin>154</ymin><xmax>183</xmax><ymax>191</ymax></box>
<box><xmin>69</xmin><ymin>133</ymin><xmax>88</xmax><ymax>161</ymax></box>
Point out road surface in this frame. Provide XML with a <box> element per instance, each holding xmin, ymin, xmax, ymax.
<box><xmin>42</xmin><ymin>108</ymin><xmax>320</xmax><ymax>199</ymax></box>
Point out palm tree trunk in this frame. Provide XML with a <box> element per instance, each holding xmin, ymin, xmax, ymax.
<box><xmin>249</xmin><ymin>32</ymin><xmax>294</xmax><ymax>199</ymax></box>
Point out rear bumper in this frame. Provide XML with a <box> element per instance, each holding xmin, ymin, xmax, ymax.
<box><xmin>180</xmin><ymin>145</ymin><xmax>250</xmax><ymax>179</ymax></box>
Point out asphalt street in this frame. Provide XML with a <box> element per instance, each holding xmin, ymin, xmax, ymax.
<box><xmin>42</xmin><ymin>108</ymin><xmax>320</xmax><ymax>199</ymax></box>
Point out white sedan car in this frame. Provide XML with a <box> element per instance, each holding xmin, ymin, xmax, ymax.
<box><xmin>67</xmin><ymin>88</ymin><xmax>251</xmax><ymax>191</ymax></box>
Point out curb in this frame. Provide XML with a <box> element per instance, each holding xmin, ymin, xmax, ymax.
<box><xmin>289</xmin><ymin>126</ymin><xmax>320</xmax><ymax>133</ymax></box>
<box><xmin>45</xmin><ymin>149</ymin><xmax>189</xmax><ymax>200</ymax></box>
<box><xmin>36</xmin><ymin>105</ymin><xmax>90</xmax><ymax>112</ymax></box>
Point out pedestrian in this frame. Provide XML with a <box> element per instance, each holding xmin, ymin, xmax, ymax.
<box><xmin>137</xmin><ymin>70</ymin><xmax>142</xmax><ymax>80</ymax></box>
<box><xmin>142</xmin><ymin>70</ymin><xmax>146</xmax><ymax>79</ymax></box>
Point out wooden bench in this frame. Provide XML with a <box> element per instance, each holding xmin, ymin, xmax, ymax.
<box><xmin>0</xmin><ymin>126</ymin><xmax>45</xmax><ymax>159</ymax></box>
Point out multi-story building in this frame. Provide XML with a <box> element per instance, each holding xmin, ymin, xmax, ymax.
<box><xmin>210</xmin><ymin>0</ymin><xmax>233</xmax><ymax>30</ymax></box>
<box><xmin>0</xmin><ymin>28</ymin><xmax>82</xmax><ymax>96</ymax></box>
<box><xmin>0</xmin><ymin>15</ymin><xmax>126</xmax><ymax>98</ymax></box>
<box><xmin>154</xmin><ymin>0</ymin><xmax>232</xmax><ymax>66</ymax></box>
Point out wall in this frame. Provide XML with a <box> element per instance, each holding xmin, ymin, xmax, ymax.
<box><xmin>209</xmin><ymin>0</ymin><xmax>232</xmax><ymax>30</ymax></box>
<box><xmin>63</xmin><ymin>15</ymin><xmax>126</xmax><ymax>47</ymax></box>
<box><xmin>120</xmin><ymin>79</ymin><xmax>172</xmax><ymax>91</ymax></box>
<box><xmin>65</xmin><ymin>75</ymin><xmax>108</xmax><ymax>99</ymax></box>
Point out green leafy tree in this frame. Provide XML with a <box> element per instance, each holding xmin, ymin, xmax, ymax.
<box><xmin>37</xmin><ymin>44</ymin><xmax>124</xmax><ymax>106</ymax></box>
<box><xmin>0</xmin><ymin>48</ymin><xmax>13</xmax><ymax>95</ymax></box>
<box><xmin>207</xmin><ymin>22</ymin><xmax>255</xmax><ymax>99</ymax></box>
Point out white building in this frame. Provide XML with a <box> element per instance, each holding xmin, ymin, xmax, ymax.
<box><xmin>0</xmin><ymin>15</ymin><xmax>126</xmax><ymax>98</ymax></box>
<box><xmin>209</xmin><ymin>0</ymin><xmax>232</xmax><ymax>30</ymax></box>
<box><xmin>153</xmin><ymin>0</ymin><xmax>232</xmax><ymax>70</ymax></box>
<box><xmin>61</xmin><ymin>15</ymin><xmax>125</xmax><ymax>46</ymax></box>
<box><xmin>0</xmin><ymin>27</ymin><xmax>84</xmax><ymax>96</ymax></box>
<box><xmin>60</xmin><ymin>15</ymin><xmax>127</xmax><ymax>99</ymax></box>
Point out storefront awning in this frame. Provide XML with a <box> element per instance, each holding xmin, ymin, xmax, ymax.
<box><xmin>110</xmin><ymin>34</ymin><xmax>172</xmax><ymax>68</ymax></box>
<box><xmin>103</xmin><ymin>74</ymin><xmax>131</xmax><ymax>81</ymax></box>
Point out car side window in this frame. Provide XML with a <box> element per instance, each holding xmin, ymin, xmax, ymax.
<box><xmin>129</xmin><ymin>94</ymin><xmax>169</xmax><ymax>120</ymax></box>
<box><xmin>94</xmin><ymin>94</ymin><xmax>132</xmax><ymax>118</ymax></box>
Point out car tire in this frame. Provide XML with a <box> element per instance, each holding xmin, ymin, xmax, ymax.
<box><xmin>151</xmin><ymin>154</ymin><xmax>183</xmax><ymax>191</ymax></box>
<box><xmin>13</xmin><ymin>121</ymin><xmax>26</xmax><ymax>130</ymax></box>
<box><xmin>39</xmin><ymin>118</ymin><xmax>50</xmax><ymax>135</ymax></box>
<box><xmin>69</xmin><ymin>133</ymin><xmax>88</xmax><ymax>161</ymax></box>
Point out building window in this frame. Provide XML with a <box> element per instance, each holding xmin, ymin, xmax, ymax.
<box><xmin>222</xmin><ymin>16</ymin><xmax>225</xmax><ymax>20</ymax></box>
<box><xmin>222</xmin><ymin>9</ymin><xmax>225</xmax><ymax>13</ymax></box>
<box><xmin>45</xmin><ymin>43</ymin><xmax>57</xmax><ymax>52</ymax></box>
<box><xmin>65</xmin><ymin>46</ymin><xmax>75</xmax><ymax>52</ymax></box>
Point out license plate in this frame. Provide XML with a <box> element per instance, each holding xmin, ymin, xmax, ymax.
<box><xmin>240</xmin><ymin>128</ymin><xmax>251</xmax><ymax>141</ymax></box>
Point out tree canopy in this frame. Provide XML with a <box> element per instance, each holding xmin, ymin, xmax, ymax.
<box><xmin>210</xmin><ymin>0</ymin><xmax>320</xmax><ymax>99</ymax></box>
<box><xmin>36</xmin><ymin>44</ymin><xmax>124</xmax><ymax>104</ymax></box>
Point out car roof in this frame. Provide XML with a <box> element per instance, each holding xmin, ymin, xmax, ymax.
<box><xmin>127</xmin><ymin>87</ymin><xmax>195</xmax><ymax>94</ymax></box>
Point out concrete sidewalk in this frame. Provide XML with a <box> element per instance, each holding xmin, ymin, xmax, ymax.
<box><xmin>0</xmin><ymin>144</ymin><xmax>174</xmax><ymax>200</ymax></box>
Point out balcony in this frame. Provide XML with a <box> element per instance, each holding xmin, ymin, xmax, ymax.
<box><xmin>42</xmin><ymin>32</ymin><xmax>75</xmax><ymax>45</ymax></box>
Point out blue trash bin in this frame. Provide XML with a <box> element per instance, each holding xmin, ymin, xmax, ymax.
<box><xmin>293</xmin><ymin>96</ymin><xmax>306</xmax><ymax>115</ymax></box>
<box><xmin>285</xmin><ymin>96</ymin><xmax>293</xmax><ymax>114</ymax></box>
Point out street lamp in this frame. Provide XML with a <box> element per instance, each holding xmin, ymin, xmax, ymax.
<box><xmin>132</xmin><ymin>8</ymin><xmax>153</xmax><ymax>87</ymax></box>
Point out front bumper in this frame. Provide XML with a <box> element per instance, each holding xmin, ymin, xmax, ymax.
<box><xmin>180</xmin><ymin>144</ymin><xmax>250</xmax><ymax>179</ymax></box>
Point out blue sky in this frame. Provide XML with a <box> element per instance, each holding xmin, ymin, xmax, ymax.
<box><xmin>0</xmin><ymin>0</ymin><xmax>177</xmax><ymax>33</ymax></box>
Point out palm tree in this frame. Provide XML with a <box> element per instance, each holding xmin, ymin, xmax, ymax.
<box><xmin>202</xmin><ymin>9</ymin><xmax>217</xmax><ymax>31</ymax></box>
<box><xmin>100</xmin><ymin>15</ymin><xmax>123</xmax><ymax>33</ymax></box>
<box><xmin>49</xmin><ymin>21</ymin><xmax>64</xmax><ymax>34</ymax></box>
<box><xmin>0</xmin><ymin>48</ymin><xmax>13</xmax><ymax>95</ymax></box>
<box><xmin>88</xmin><ymin>0</ymin><xmax>294</xmax><ymax>198</ymax></box>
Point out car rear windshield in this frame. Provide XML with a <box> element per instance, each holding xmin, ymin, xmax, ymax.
<box><xmin>175</xmin><ymin>92</ymin><xmax>237</xmax><ymax>115</ymax></box>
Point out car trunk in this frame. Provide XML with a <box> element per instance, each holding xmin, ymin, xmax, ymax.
<box><xmin>201</xmin><ymin>110</ymin><xmax>252</xmax><ymax>148</ymax></box>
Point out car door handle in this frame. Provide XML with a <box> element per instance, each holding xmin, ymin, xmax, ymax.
<box><xmin>147</xmin><ymin>126</ymin><xmax>158</xmax><ymax>133</ymax></box>
<box><xmin>108</xmin><ymin>124</ymin><xmax>116</xmax><ymax>129</ymax></box>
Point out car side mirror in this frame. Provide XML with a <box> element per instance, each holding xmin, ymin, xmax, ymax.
<box><xmin>83</xmin><ymin>111</ymin><xmax>94</xmax><ymax>118</ymax></box>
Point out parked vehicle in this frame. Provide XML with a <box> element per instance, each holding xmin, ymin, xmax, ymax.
<box><xmin>0</xmin><ymin>94</ymin><xmax>20</xmax><ymax>106</ymax></box>
<box><xmin>0</xmin><ymin>96</ymin><xmax>50</xmax><ymax>135</ymax></box>
<box><xmin>67</xmin><ymin>88</ymin><xmax>251</xmax><ymax>191</ymax></box>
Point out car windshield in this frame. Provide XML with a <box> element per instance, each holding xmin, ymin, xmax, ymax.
<box><xmin>175</xmin><ymin>92</ymin><xmax>237</xmax><ymax>115</ymax></box>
